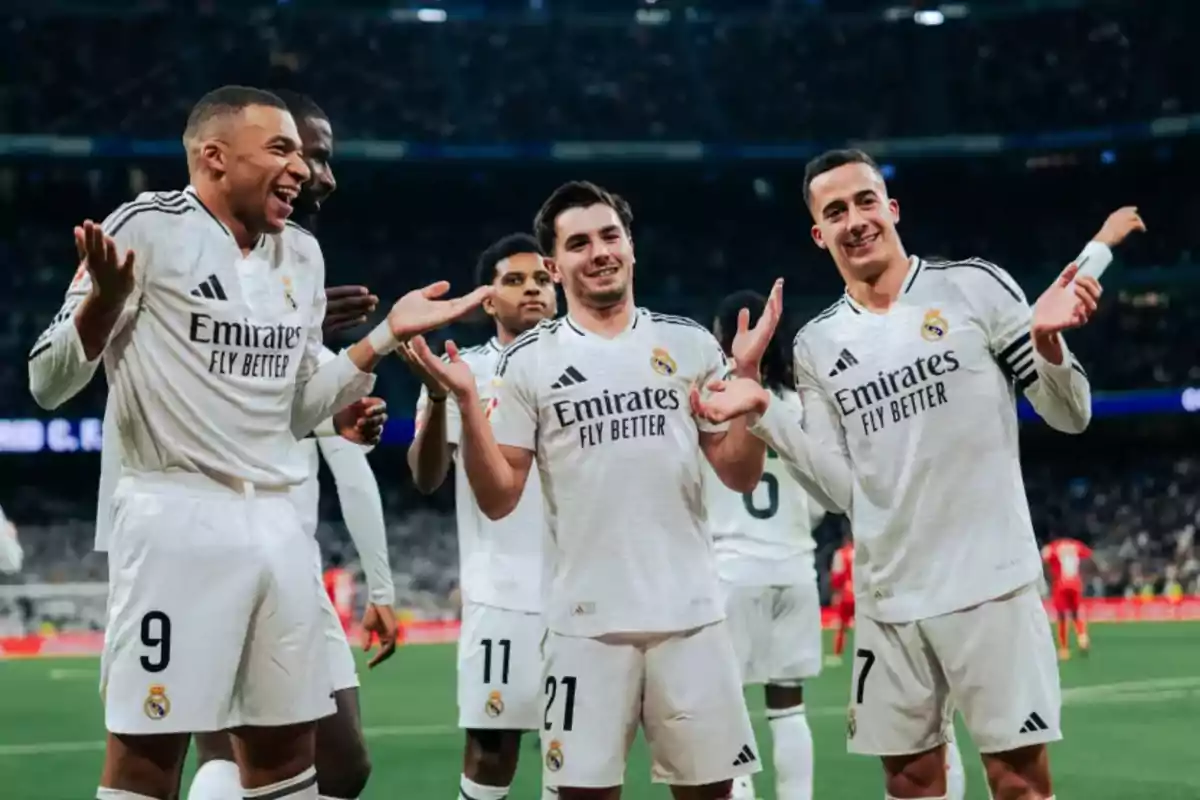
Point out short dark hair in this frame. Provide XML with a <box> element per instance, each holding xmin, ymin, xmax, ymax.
<box><xmin>714</xmin><ymin>290</ymin><xmax>793</xmax><ymax>393</ymax></box>
<box><xmin>533</xmin><ymin>180</ymin><xmax>633</xmax><ymax>255</ymax></box>
<box><xmin>184</xmin><ymin>85</ymin><xmax>288</xmax><ymax>140</ymax></box>
<box><xmin>271</xmin><ymin>89</ymin><xmax>328</xmax><ymax>124</ymax></box>
<box><xmin>802</xmin><ymin>148</ymin><xmax>883</xmax><ymax>208</ymax></box>
<box><xmin>475</xmin><ymin>233</ymin><xmax>545</xmax><ymax>287</ymax></box>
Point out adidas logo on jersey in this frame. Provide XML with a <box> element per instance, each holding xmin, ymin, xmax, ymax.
<box><xmin>1018</xmin><ymin>711</ymin><xmax>1050</xmax><ymax>734</ymax></box>
<box><xmin>190</xmin><ymin>274</ymin><xmax>228</xmax><ymax>301</ymax></box>
<box><xmin>731</xmin><ymin>744</ymin><xmax>758</xmax><ymax>767</ymax></box>
<box><xmin>551</xmin><ymin>366</ymin><xmax>587</xmax><ymax>389</ymax></box>
<box><xmin>828</xmin><ymin>348</ymin><xmax>860</xmax><ymax>377</ymax></box>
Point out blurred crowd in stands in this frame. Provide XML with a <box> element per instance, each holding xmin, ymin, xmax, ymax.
<box><xmin>1</xmin><ymin>0</ymin><xmax>1199</xmax><ymax>632</ymax></box>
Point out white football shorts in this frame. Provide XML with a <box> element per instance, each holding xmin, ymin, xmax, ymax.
<box><xmin>540</xmin><ymin>621</ymin><xmax>760</xmax><ymax>789</ymax></box>
<box><xmin>457</xmin><ymin>601</ymin><xmax>543</xmax><ymax>731</ymax></box>
<box><xmin>100</xmin><ymin>472</ymin><xmax>335</xmax><ymax>734</ymax></box>
<box><xmin>314</xmin><ymin>546</ymin><xmax>359</xmax><ymax>693</ymax></box>
<box><xmin>847</xmin><ymin>582</ymin><xmax>1062</xmax><ymax>756</ymax></box>
<box><xmin>722</xmin><ymin>580</ymin><xmax>822</xmax><ymax>686</ymax></box>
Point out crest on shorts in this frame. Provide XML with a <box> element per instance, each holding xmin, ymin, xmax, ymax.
<box><xmin>545</xmin><ymin>739</ymin><xmax>564</xmax><ymax>772</ymax></box>
<box><xmin>650</xmin><ymin>347</ymin><xmax>677</xmax><ymax>376</ymax></box>
<box><xmin>144</xmin><ymin>685</ymin><xmax>171</xmax><ymax>720</ymax></box>
<box><xmin>846</xmin><ymin>706</ymin><xmax>857</xmax><ymax>739</ymax></box>
<box><xmin>921</xmin><ymin>309</ymin><xmax>948</xmax><ymax>341</ymax></box>
<box><xmin>484</xmin><ymin>690</ymin><xmax>505</xmax><ymax>718</ymax></box>
<box><xmin>282</xmin><ymin>276</ymin><xmax>298</xmax><ymax>311</ymax></box>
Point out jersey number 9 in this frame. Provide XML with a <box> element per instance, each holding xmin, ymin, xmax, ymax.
<box><xmin>139</xmin><ymin>610</ymin><xmax>172</xmax><ymax>673</ymax></box>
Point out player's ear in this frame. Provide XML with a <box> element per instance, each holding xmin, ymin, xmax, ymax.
<box><xmin>481</xmin><ymin>289</ymin><xmax>496</xmax><ymax>318</ymax></box>
<box><xmin>888</xmin><ymin>198</ymin><xmax>900</xmax><ymax>225</ymax></box>
<box><xmin>545</xmin><ymin>256</ymin><xmax>564</xmax><ymax>285</ymax></box>
<box><xmin>199</xmin><ymin>140</ymin><xmax>228</xmax><ymax>176</ymax></box>
<box><xmin>811</xmin><ymin>224</ymin><xmax>828</xmax><ymax>251</ymax></box>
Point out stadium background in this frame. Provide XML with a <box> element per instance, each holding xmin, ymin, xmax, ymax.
<box><xmin>1</xmin><ymin>0</ymin><xmax>1198</xmax><ymax>796</ymax></box>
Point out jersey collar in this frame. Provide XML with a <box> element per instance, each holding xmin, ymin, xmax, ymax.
<box><xmin>841</xmin><ymin>255</ymin><xmax>921</xmax><ymax>314</ymax></box>
<box><xmin>184</xmin><ymin>185</ymin><xmax>265</xmax><ymax>251</ymax></box>
<box><xmin>564</xmin><ymin>306</ymin><xmax>640</xmax><ymax>339</ymax></box>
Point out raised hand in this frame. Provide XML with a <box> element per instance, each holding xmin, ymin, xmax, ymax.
<box><xmin>324</xmin><ymin>285</ymin><xmax>379</xmax><ymax>333</ymax></box>
<box><xmin>1093</xmin><ymin>206</ymin><xmax>1147</xmax><ymax>248</ymax></box>
<box><xmin>689</xmin><ymin>378</ymin><xmax>771</xmax><ymax>425</ymax></box>
<box><xmin>387</xmin><ymin>281</ymin><xmax>492</xmax><ymax>340</ymax></box>
<box><xmin>1033</xmin><ymin>263</ymin><xmax>1103</xmax><ymax>340</ymax></box>
<box><xmin>74</xmin><ymin>220</ymin><xmax>135</xmax><ymax>306</ymax></box>
<box><xmin>333</xmin><ymin>397</ymin><xmax>388</xmax><ymax>446</ymax></box>
<box><xmin>407</xmin><ymin>336</ymin><xmax>478</xmax><ymax>402</ymax></box>
<box><xmin>361</xmin><ymin>603</ymin><xmax>398</xmax><ymax>669</ymax></box>
<box><xmin>730</xmin><ymin>279</ymin><xmax>784</xmax><ymax>379</ymax></box>
<box><xmin>396</xmin><ymin>340</ymin><xmax>449</xmax><ymax>400</ymax></box>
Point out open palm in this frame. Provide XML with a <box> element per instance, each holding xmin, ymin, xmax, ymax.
<box><xmin>1032</xmin><ymin>264</ymin><xmax>1102</xmax><ymax>337</ymax></box>
<box><xmin>730</xmin><ymin>278</ymin><xmax>784</xmax><ymax>376</ymax></box>
<box><xmin>408</xmin><ymin>336</ymin><xmax>477</xmax><ymax>400</ymax></box>
<box><xmin>387</xmin><ymin>281</ymin><xmax>493</xmax><ymax>339</ymax></box>
<box><xmin>690</xmin><ymin>378</ymin><xmax>770</xmax><ymax>425</ymax></box>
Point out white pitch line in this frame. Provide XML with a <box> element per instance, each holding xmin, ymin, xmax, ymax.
<box><xmin>0</xmin><ymin>675</ymin><xmax>1196</xmax><ymax>758</ymax></box>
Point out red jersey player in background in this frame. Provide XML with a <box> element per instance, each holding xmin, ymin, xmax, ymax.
<box><xmin>324</xmin><ymin>552</ymin><xmax>356</xmax><ymax>633</ymax></box>
<box><xmin>1042</xmin><ymin>537</ymin><xmax>1094</xmax><ymax>659</ymax></box>
<box><xmin>828</xmin><ymin>533</ymin><xmax>854</xmax><ymax>665</ymax></box>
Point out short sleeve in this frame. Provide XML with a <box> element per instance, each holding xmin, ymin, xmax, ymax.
<box><xmin>488</xmin><ymin>341</ymin><xmax>538</xmax><ymax>453</ymax></box>
<box><xmin>695</xmin><ymin>331</ymin><xmax>732</xmax><ymax>433</ymax></box>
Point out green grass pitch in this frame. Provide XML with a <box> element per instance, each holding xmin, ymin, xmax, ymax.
<box><xmin>1</xmin><ymin>623</ymin><xmax>1198</xmax><ymax>798</ymax></box>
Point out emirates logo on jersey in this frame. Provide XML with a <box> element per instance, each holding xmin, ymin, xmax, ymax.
<box><xmin>551</xmin><ymin>386</ymin><xmax>682</xmax><ymax>450</ymax></box>
<box><xmin>833</xmin><ymin>350</ymin><xmax>960</xmax><ymax>437</ymax></box>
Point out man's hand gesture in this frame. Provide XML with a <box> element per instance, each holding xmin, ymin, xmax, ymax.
<box><xmin>407</xmin><ymin>337</ymin><xmax>479</xmax><ymax>403</ymax></box>
<box><xmin>730</xmin><ymin>278</ymin><xmax>784</xmax><ymax>380</ymax></box>
<box><xmin>361</xmin><ymin>603</ymin><xmax>399</xmax><ymax>669</ymax></box>
<box><xmin>387</xmin><ymin>281</ymin><xmax>492</xmax><ymax>340</ymax></box>
<box><xmin>324</xmin><ymin>285</ymin><xmax>379</xmax><ymax>334</ymax></box>
<box><xmin>75</xmin><ymin>220</ymin><xmax>134</xmax><ymax>307</ymax></box>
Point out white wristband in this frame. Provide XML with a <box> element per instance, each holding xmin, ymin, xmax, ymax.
<box><xmin>367</xmin><ymin>319</ymin><xmax>399</xmax><ymax>355</ymax></box>
<box><xmin>1074</xmin><ymin>241</ymin><xmax>1113</xmax><ymax>281</ymax></box>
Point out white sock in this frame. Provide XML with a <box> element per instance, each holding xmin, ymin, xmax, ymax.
<box><xmin>944</xmin><ymin>738</ymin><xmax>966</xmax><ymax>800</ymax></box>
<box><xmin>97</xmin><ymin>790</ymin><xmax>160</xmax><ymax>800</ymax></box>
<box><xmin>243</xmin><ymin>766</ymin><xmax>318</xmax><ymax>799</ymax></box>
<box><xmin>459</xmin><ymin>774</ymin><xmax>510</xmax><ymax>799</ymax></box>
<box><xmin>187</xmin><ymin>759</ymin><xmax>242</xmax><ymax>800</ymax></box>
<box><xmin>768</xmin><ymin>704</ymin><xmax>814</xmax><ymax>800</ymax></box>
<box><xmin>730</xmin><ymin>773</ymin><xmax>756</xmax><ymax>799</ymax></box>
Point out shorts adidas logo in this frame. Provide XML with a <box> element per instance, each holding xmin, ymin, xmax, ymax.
<box><xmin>1018</xmin><ymin>711</ymin><xmax>1049</xmax><ymax>734</ymax></box>
<box><xmin>828</xmin><ymin>348</ymin><xmax>859</xmax><ymax>378</ymax></box>
<box><xmin>731</xmin><ymin>743</ymin><xmax>757</xmax><ymax>767</ymax></box>
<box><xmin>551</xmin><ymin>366</ymin><xmax>587</xmax><ymax>389</ymax></box>
<box><xmin>190</xmin><ymin>274</ymin><xmax>228</xmax><ymax>301</ymax></box>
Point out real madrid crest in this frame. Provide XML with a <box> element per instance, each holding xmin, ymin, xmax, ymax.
<box><xmin>846</xmin><ymin>706</ymin><xmax>857</xmax><ymax>739</ymax></box>
<box><xmin>144</xmin><ymin>684</ymin><xmax>171</xmax><ymax>720</ymax></box>
<box><xmin>282</xmin><ymin>276</ymin><xmax>298</xmax><ymax>311</ymax></box>
<box><xmin>920</xmin><ymin>309</ymin><xmax>948</xmax><ymax>342</ymax></box>
<box><xmin>545</xmin><ymin>739</ymin><xmax>565</xmax><ymax>772</ymax></box>
<box><xmin>484</xmin><ymin>690</ymin><xmax>505</xmax><ymax>718</ymax></box>
<box><xmin>650</xmin><ymin>347</ymin><xmax>677</xmax><ymax>376</ymax></box>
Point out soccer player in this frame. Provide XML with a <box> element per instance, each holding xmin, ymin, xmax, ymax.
<box><xmin>410</xmin><ymin>181</ymin><xmax>778</xmax><ymax>800</ymax></box>
<box><xmin>0</xmin><ymin>504</ymin><xmax>21</xmax><ymax>575</ymax></box>
<box><xmin>185</xmin><ymin>89</ymin><xmax>395</xmax><ymax>800</ymax></box>
<box><xmin>403</xmin><ymin>232</ymin><xmax>557</xmax><ymax>800</ymax></box>
<box><xmin>28</xmin><ymin>85</ymin><xmax>487</xmax><ymax>800</ymax></box>
<box><xmin>828</xmin><ymin>532</ymin><xmax>854</xmax><ymax>666</ymax></box>
<box><xmin>691</xmin><ymin>149</ymin><xmax>1145</xmax><ymax>800</ymax></box>
<box><xmin>704</xmin><ymin>291</ymin><xmax>825</xmax><ymax>800</ymax></box>
<box><xmin>1041</xmin><ymin>537</ymin><xmax>1094</xmax><ymax>660</ymax></box>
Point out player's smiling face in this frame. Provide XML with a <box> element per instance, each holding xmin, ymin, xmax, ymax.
<box><xmin>487</xmin><ymin>252</ymin><xmax>558</xmax><ymax>334</ymax></box>
<box><xmin>808</xmin><ymin>162</ymin><xmax>901</xmax><ymax>279</ymax></box>
<box><xmin>294</xmin><ymin>115</ymin><xmax>336</xmax><ymax>216</ymax></box>
<box><xmin>549</xmin><ymin>203</ymin><xmax>635</xmax><ymax>309</ymax></box>
<box><xmin>228</xmin><ymin>105</ymin><xmax>310</xmax><ymax>234</ymax></box>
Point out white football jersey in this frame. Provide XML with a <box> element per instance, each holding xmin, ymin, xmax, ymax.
<box><xmin>415</xmin><ymin>337</ymin><xmax>546</xmax><ymax>614</ymax></box>
<box><xmin>707</xmin><ymin>389</ymin><xmax>822</xmax><ymax>587</ymax></box>
<box><xmin>487</xmin><ymin>309</ymin><xmax>732</xmax><ymax>637</ymax></box>
<box><xmin>792</xmin><ymin>255</ymin><xmax>1091</xmax><ymax>623</ymax></box>
<box><xmin>29</xmin><ymin>188</ymin><xmax>374</xmax><ymax>489</ymax></box>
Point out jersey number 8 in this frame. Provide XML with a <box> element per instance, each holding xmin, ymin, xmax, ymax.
<box><xmin>742</xmin><ymin>473</ymin><xmax>780</xmax><ymax>520</ymax></box>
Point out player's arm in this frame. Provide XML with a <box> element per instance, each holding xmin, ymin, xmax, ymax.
<box><xmin>983</xmin><ymin>263</ymin><xmax>1092</xmax><ymax>434</ymax></box>
<box><xmin>698</xmin><ymin>338</ymin><xmax>767</xmax><ymax>494</ymax></box>
<box><xmin>316</xmin><ymin>436</ymin><xmax>395</xmax><ymax>608</ymax></box>
<box><xmin>749</xmin><ymin>342</ymin><xmax>854</xmax><ymax>513</ymax></box>
<box><xmin>401</xmin><ymin>344</ymin><xmax>458</xmax><ymax>494</ymax></box>
<box><xmin>409</xmin><ymin>336</ymin><xmax>534</xmax><ymax>520</ymax></box>
<box><xmin>0</xmin><ymin>505</ymin><xmax>21</xmax><ymax>575</ymax></box>
<box><xmin>28</xmin><ymin>214</ymin><xmax>146</xmax><ymax>410</ymax></box>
